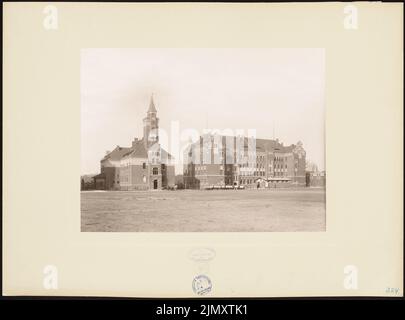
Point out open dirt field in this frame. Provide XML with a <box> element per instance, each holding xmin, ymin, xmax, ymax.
<box><xmin>81</xmin><ymin>188</ymin><xmax>326</xmax><ymax>232</ymax></box>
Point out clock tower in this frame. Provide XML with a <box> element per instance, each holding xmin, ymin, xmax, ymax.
<box><xmin>143</xmin><ymin>94</ymin><xmax>159</xmax><ymax>148</ymax></box>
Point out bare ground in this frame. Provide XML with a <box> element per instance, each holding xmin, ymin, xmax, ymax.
<box><xmin>81</xmin><ymin>188</ymin><xmax>326</xmax><ymax>232</ymax></box>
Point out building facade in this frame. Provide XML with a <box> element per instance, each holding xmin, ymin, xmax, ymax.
<box><xmin>307</xmin><ymin>170</ymin><xmax>326</xmax><ymax>187</ymax></box>
<box><xmin>93</xmin><ymin>96</ymin><xmax>175</xmax><ymax>190</ymax></box>
<box><xmin>183</xmin><ymin>134</ymin><xmax>306</xmax><ymax>189</ymax></box>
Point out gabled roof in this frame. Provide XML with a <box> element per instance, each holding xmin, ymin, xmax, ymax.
<box><xmin>122</xmin><ymin>139</ymin><xmax>148</xmax><ymax>159</ymax></box>
<box><xmin>159</xmin><ymin>147</ymin><xmax>174</xmax><ymax>160</ymax></box>
<box><xmin>256</xmin><ymin>138</ymin><xmax>295</xmax><ymax>152</ymax></box>
<box><xmin>102</xmin><ymin>146</ymin><xmax>131</xmax><ymax>161</ymax></box>
<box><xmin>102</xmin><ymin>137</ymin><xmax>175</xmax><ymax>163</ymax></box>
<box><xmin>147</xmin><ymin>142</ymin><xmax>174</xmax><ymax>160</ymax></box>
<box><xmin>121</xmin><ymin>140</ymin><xmax>174</xmax><ymax>160</ymax></box>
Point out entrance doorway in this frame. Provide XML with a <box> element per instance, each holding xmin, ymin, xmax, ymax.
<box><xmin>153</xmin><ymin>179</ymin><xmax>158</xmax><ymax>189</ymax></box>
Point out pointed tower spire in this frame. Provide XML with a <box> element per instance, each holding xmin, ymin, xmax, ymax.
<box><xmin>148</xmin><ymin>93</ymin><xmax>157</xmax><ymax>113</ymax></box>
<box><xmin>143</xmin><ymin>93</ymin><xmax>159</xmax><ymax>147</ymax></box>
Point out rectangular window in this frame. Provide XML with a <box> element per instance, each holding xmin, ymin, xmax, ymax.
<box><xmin>153</xmin><ymin>167</ymin><xmax>158</xmax><ymax>175</ymax></box>
<box><xmin>142</xmin><ymin>163</ymin><xmax>146</xmax><ymax>169</ymax></box>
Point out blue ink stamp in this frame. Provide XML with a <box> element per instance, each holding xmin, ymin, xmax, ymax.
<box><xmin>192</xmin><ymin>275</ymin><xmax>212</xmax><ymax>295</ymax></box>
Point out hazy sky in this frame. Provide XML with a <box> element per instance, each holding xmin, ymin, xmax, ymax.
<box><xmin>81</xmin><ymin>48</ymin><xmax>325</xmax><ymax>175</ymax></box>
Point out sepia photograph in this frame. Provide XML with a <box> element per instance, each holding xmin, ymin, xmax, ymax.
<box><xmin>81</xmin><ymin>48</ymin><xmax>326</xmax><ymax>232</ymax></box>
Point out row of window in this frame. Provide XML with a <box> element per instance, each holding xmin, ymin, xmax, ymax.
<box><xmin>275</xmin><ymin>164</ymin><xmax>288</xmax><ymax>169</ymax></box>
<box><xmin>122</xmin><ymin>162</ymin><xmax>164</xmax><ymax>172</ymax></box>
<box><xmin>116</xmin><ymin>174</ymin><xmax>152</xmax><ymax>184</ymax></box>
<box><xmin>274</xmin><ymin>156</ymin><xmax>289</xmax><ymax>162</ymax></box>
<box><xmin>274</xmin><ymin>172</ymin><xmax>286</xmax><ymax>177</ymax></box>
<box><xmin>121</xmin><ymin>162</ymin><xmax>166</xmax><ymax>170</ymax></box>
<box><xmin>255</xmin><ymin>171</ymin><xmax>265</xmax><ymax>177</ymax></box>
<box><xmin>240</xmin><ymin>163</ymin><xmax>289</xmax><ymax>169</ymax></box>
<box><xmin>240</xmin><ymin>171</ymin><xmax>266</xmax><ymax>177</ymax></box>
<box><xmin>256</xmin><ymin>155</ymin><xmax>266</xmax><ymax>162</ymax></box>
<box><xmin>114</xmin><ymin>167</ymin><xmax>159</xmax><ymax>184</ymax></box>
<box><xmin>240</xmin><ymin>163</ymin><xmax>266</xmax><ymax>168</ymax></box>
<box><xmin>187</xmin><ymin>154</ymin><xmax>298</xmax><ymax>166</ymax></box>
<box><xmin>194</xmin><ymin>166</ymin><xmax>297</xmax><ymax>175</ymax></box>
<box><xmin>240</xmin><ymin>155</ymin><xmax>291</xmax><ymax>163</ymax></box>
<box><xmin>241</xmin><ymin>179</ymin><xmax>255</xmax><ymax>185</ymax></box>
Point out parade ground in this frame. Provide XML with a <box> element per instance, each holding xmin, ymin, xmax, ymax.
<box><xmin>81</xmin><ymin>188</ymin><xmax>326</xmax><ymax>232</ymax></box>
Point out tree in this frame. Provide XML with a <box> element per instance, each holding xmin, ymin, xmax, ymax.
<box><xmin>305</xmin><ymin>160</ymin><xmax>318</xmax><ymax>172</ymax></box>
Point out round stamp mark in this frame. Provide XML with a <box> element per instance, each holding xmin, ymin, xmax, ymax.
<box><xmin>192</xmin><ymin>275</ymin><xmax>212</xmax><ymax>296</ymax></box>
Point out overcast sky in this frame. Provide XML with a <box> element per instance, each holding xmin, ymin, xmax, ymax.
<box><xmin>81</xmin><ymin>48</ymin><xmax>325</xmax><ymax>175</ymax></box>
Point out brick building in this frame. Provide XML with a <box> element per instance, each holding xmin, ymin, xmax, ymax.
<box><xmin>183</xmin><ymin>134</ymin><xmax>306</xmax><ymax>189</ymax></box>
<box><xmin>93</xmin><ymin>96</ymin><xmax>175</xmax><ymax>190</ymax></box>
